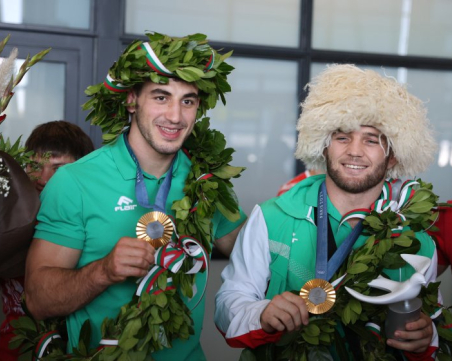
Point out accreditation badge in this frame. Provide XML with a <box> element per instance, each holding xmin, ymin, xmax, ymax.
<box><xmin>300</xmin><ymin>279</ymin><xmax>336</xmax><ymax>314</ymax></box>
<box><xmin>136</xmin><ymin>211</ymin><xmax>173</xmax><ymax>248</ymax></box>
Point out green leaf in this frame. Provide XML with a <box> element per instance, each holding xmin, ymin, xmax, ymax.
<box><xmin>304</xmin><ymin>324</ymin><xmax>321</xmax><ymax>337</ymax></box>
<box><xmin>393</xmin><ymin>235</ymin><xmax>413</xmax><ymax>247</ymax></box>
<box><xmin>156</xmin><ymin>292</ymin><xmax>168</xmax><ymax>308</ymax></box>
<box><xmin>347</xmin><ymin>262</ymin><xmax>368</xmax><ymax>274</ymax></box>
<box><xmin>302</xmin><ymin>333</ymin><xmax>319</xmax><ymax>345</ymax></box>
<box><xmin>157</xmin><ymin>273</ymin><xmax>167</xmax><ymax>290</ymax></box>
<box><xmin>215</xmin><ymin>201</ymin><xmax>240</xmax><ymax>222</ymax></box>
<box><xmin>179</xmin><ymin>196</ymin><xmax>192</xmax><ymax>210</ymax></box>
<box><xmin>407</xmin><ymin>201</ymin><xmax>434</xmax><ymax>213</ymax></box>
<box><xmin>212</xmin><ymin>165</ymin><xmax>245</xmax><ymax>179</ymax></box>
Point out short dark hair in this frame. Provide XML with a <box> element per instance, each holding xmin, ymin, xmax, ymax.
<box><xmin>25</xmin><ymin>120</ymin><xmax>94</xmax><ymax>160</ymax></box>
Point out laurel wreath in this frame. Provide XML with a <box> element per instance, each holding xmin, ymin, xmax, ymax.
<box><xmin>240</xmin><ymin>180</ymin><xmax>452</xmax><ymax>361</ymax></box>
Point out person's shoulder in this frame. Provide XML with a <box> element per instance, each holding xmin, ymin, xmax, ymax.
<box><xmin>74</xmin><ymin>144</ymin><xmax>111</xmax><ymax>165</ymax></box>
<box><xmin>262</xmin><ymin>175</ymin><xmax>324</xmax><ymax>219</ymax></box>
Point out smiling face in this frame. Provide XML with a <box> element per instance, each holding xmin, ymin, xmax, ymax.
<box><xmin>127</xmin><ymin>79</ymin><xmax>200</xmax><ymax>157</ymax></box>
<box><xmin>325</xmin><ymin>126</ymin><xmax>397</xmax><ymax>194</ymax></box>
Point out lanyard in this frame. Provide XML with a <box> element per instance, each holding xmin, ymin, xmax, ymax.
<box><xmin>316</xmin><ymin>181</ymin><xmax>363</xmax><ymax>281</ymax></box>
<box><xmin>123</xmin><ymin>133</ymin><xmax>176</xmax><ymax>213</ymax></box>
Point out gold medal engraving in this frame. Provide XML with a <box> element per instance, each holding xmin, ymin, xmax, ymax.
<box><xmin>136</xmin><ymin>211</ymin><xmax>173</xmax><ymax>248</ymax></box>
<box><xmin>300</xmin><ymin>279</ymin><xmax>336</xmax><ymax>314</ymax></box>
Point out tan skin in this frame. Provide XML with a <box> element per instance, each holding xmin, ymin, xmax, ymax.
<box><xmin>261</xmin><ymin>126</ymin><xmax>433</xmax><ymax>353</ymax></box>
<box><xmin>25</xmin><ymin>79</ymin><xmax>243</xmax><ymax>320</ymax></box>
<box><xmin>26</xmin><ymin>154</ymin><xmax>75</xmax><ymax>194</ymax></box>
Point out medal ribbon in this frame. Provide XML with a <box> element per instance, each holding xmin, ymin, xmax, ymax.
<box><xmin>123</xmin><ymin>132</ymin><xmax>176</xmax><ymax>213</ymax></box>
<box><xmin>316</xmin><ymin>182</ymin><xmax>364</xmax><ymax>281</ymax></box>
<box><xmin>33</xmin><ymin>330</ymin><xmax>61</xmax><ymax>361</ymax></box>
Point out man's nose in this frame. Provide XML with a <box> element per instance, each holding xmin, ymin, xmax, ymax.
<box><xmin>347</xmin><ymin>139</ymin><xmax>364</xmax><ymax>157</ymax></box>
<box><xmin>165</xmin><ymin>102</ymin><xmax>181</xmax><ymax>122</ymax></box>
<box><xmin>36</xmin><ymin>167</ymin><xmax>55</xmax><ymax>186</ymax></box>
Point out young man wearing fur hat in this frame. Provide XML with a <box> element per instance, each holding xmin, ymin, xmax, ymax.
<box><xmin>23</xmin><ymin>33</ymin><xmax>246</xmax><ymax>360</ymax></box>
<box><xmin>215</xmin><ymin>64</ymin><xmax>440</xmax><ymax>360</ymax></box>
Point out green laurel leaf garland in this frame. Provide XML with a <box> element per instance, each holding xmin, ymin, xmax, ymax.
<box><xmin>242</xmin><ymin>180</ymin><xmax>452</xmax><ymax>361</ymax></box>
<box><xmin>82</xmin><ymin>32</ymin><xmax>234</xmax><ymax>144</ymax></box>
<box><xmin>11</xmin><ymin>118</ymin><xmax>245</xmax><ymax>360</ymax></box>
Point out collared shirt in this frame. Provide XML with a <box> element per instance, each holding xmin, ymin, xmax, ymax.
<box><xmin>35</xmin><ymin>134</ymin><xmax>246</xmax><ymax>360</ymax></box>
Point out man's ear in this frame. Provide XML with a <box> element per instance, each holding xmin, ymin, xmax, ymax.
<box><xmin>387</xmin><ymin>153</ymin><xmax>398</xmax><ymax>170</ymax></box>
<box><xmin>126</xmin><ymin>90</ymin><xmax>137</xmax><ymax>114</ymax></box>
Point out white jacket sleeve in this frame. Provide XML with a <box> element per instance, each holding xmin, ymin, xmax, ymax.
<box><xmin>214</xmin><ymin>205</ymin><xmax>281</xmax><ymax>347</ymax></box>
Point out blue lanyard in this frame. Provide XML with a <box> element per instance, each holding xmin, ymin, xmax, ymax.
<box><xmin>316</xmin><ymin>181</ymin><xmax>363</xmax><ymax>281</ymax></box>
<box><xmin>123</xmin><ymin>133</ymin><xmax>176</xmax><ymax>213</ymax></box>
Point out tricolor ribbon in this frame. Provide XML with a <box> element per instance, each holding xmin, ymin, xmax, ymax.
<box><xmin>339</xmin><ymin>179</ymin><xmax>419</xmax><ymax>237</ymax></box>
<box><xmin>103</xmin><ymin>42</ymin><xmax>216</xmax><ymax>94</ymax></box>
<box><xmin>205</xmin><ymin>50</ymin><xmax>215</xmax><ymax>71</ymax></box>
<box><xmin>365</xmin><ymin>322</ymin><xmax>382</xmax><ymax>340</ymax></box>
<box><xmin>139</xmin><ymin>42</ymin><xmax>174</xmax><ymax>76</ymax></box>
<box><xmin>103</xmin><ymin>74</ymin><xmax>130</xmax><ymax>93</ymax></box>
<box><xmin>33</xmin><ymin>330</ymin><xmax>61</xmax><ymax>361</ymax></box>
<box><xmin>136</xmin><ymin>236</ymin><xmax>209</xmax><ymax>310</ymax></box>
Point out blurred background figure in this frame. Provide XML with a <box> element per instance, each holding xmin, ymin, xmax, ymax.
<box><xmin>429</xmin><ymin>201</ymin><xmax>452</xmax><ymax>276</ymax></box>
<box><xmin>0</xmin><ymin>120</ymin><xmax>94</xmax><ymax>360</ymax></box>
<box><xmin>25</xmin><ymin>120</ymin><xmax>94</xmax><ymax>194</ymax></box>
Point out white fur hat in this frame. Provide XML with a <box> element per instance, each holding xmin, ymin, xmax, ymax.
<box><xmin>295</xmin><ymin>64</ymin><xmax>437</xmax><ymax>179</ymax></box>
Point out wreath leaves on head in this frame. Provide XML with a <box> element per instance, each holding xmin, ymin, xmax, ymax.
<box><xmin>82</xmin><ymin>32</ymin><xmax>234</xmax><ymax>144</ymax></box>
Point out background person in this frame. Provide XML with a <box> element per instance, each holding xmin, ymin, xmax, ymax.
<box><xmin>25</xmin><ymin>120</ymin><xmax>94</xmax><ymax>194</ymax></box>
<box><xmin>0</xmin><ymin>120</ymin><xmax>94</xmax><ymax>360</ymax></box>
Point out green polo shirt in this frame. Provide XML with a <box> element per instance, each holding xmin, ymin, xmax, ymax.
<box><xmin>34</xmin><ymin>134</ymin><xmax>246</xmax><ymax>360</ymax></box>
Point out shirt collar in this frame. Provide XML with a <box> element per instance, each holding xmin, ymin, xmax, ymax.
<box><xmin>275</xmin><ymin>174</ymin><xmax>342</xmax><ymax>222</ymax></box>
<box><xmin>110</xmin><ymin>133</ymin><xmax>185</xmax><ymax>181</ymax></box>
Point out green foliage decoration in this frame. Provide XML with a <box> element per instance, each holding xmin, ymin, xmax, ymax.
<box><xmin>82</xmin><ymin>32</ymin><xmax>234</xmax><ymax>144</ymax></box>
<box><xmin>11</xmin><ymin>118</ymin><xmax>245</xmax><ymax>360</ymax></box>
<box><xmin>241</xmin><ymin>180</ymin><xmax>452</xmax><ymax>361</ymax></box>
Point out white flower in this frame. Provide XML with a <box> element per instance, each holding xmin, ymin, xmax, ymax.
<box><xmin>0</xmin><ymin>156</ymin><xmax>11</xmax><ymax>198</ymax></box>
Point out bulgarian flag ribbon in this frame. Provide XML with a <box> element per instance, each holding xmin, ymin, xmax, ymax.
<box><xmin>140</xmin><ymin>42</ymin><xmax>174</xmax><ymax>76</ymax></box>
<box><xmin>365</xmin><ymin>322</ymin><xmax>382</xmax><ymax>340</ymax></box>
<box><xmin>339</xmin><ymin>179</ymin><xmax>419</xmax><ymax>237</ymax></box>
<box><xmin>33</xmin><ymin>330</ymin><xmax>61</xmax><ymax>361</ymax></box>
<box><xmin>205</xmin><ymin>50</ymin><xmax>215</xmax><ymax>71</ymax></box>
<box><xmin>339</xmin><ymin>208</ymin><xmax>371</xmax><ymax>227</ymax></box>
<box><xmin>103</xmin><ymin>74</ymin><xmax>130</xmax><ymax>93</ymax></box>
<box><xmin>136</xmin><ymin>236</ymin><xmax>208</xmax><ymax>301</ymax></box>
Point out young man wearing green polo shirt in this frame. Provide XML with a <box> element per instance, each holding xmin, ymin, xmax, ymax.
<box><xmin>24</xmin><ymin>33</ymin><xmax>246</xmax><ymax>360</ymax></box>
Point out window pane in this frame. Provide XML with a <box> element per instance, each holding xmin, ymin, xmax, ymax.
<box><xmin>311</xmin><ymin>63</ymin><xmax>452</xmax><ymax>203</ymax></box>
<box><xmin>0</xmin><ymin>0</ymin><xmax>92</xmax><ymax>29</ymax></box>
<box><xmin>312</xmin><ymin>0</ymin><xmax>452</xmax><ymax>57</ymax></box>
<box><xmin>1</xmin><ymin>60</ymin><xmax>65</xmax><ymax>143</ymax></box>
<box><xmin>208</xmin><ymin>58</ymin><xmax>299</xmax><ymax>215</ymax></box>
<box><xmin>125</xmin><ymin>0</ymin><xmax>300</xmax><ymax>47</ymax></box>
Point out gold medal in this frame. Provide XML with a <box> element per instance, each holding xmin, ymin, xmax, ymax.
<box><xmin>136</xmin><ymin>211</ymin><xmax>173</xmax><ymax>248</ymax></box>
<box><xmin>300</xmin><ymin>279</ymin><xmax>336</xmax><ymax>314</ymax></box>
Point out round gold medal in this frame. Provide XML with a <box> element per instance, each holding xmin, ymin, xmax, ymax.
<box><xmin>136</xmin><ymin>211</ymin><xmax>173</xmax><ymax>248</ymax></box>
<box><xmin>300</xmin><ymin>279</ymin><xmax>336</xmax><ymax>314</ymax></box>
